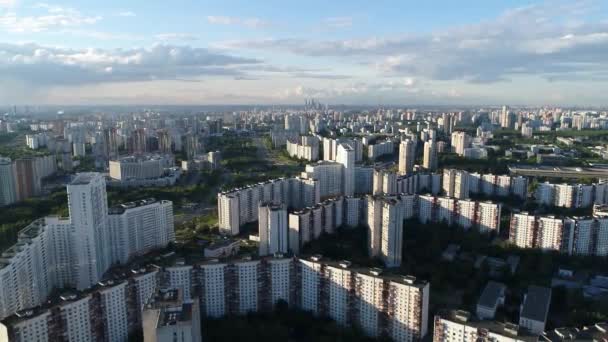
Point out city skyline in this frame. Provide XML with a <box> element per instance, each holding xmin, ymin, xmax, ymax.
<box><xmin>1</xmin><ymin>0</ymin><xmax>608</xmax><ymax>106</ymax></box>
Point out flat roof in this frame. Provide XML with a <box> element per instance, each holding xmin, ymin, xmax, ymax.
<box><xmin>108</xmin><ymin>198</ymin><xmax>162</xmax><ymax>214</ymax></box>
<box><xmin>478</xmin><ymin>281</ymin><xmax>506</xmax><ymax>309</ymax></box>
<box><xmin>70</xmin><ymin>172</ymin><xmax>100</xmax><ymax>185</ymax></box>
<box><xmin>438</xmin><ymin>310</ymin><xmax>538</xmax><ymax>342</ymax></box>
<box><xmin>521</xmin><ymin>285</ymin><xmax>552</xmax><ymax>323</ymax></box>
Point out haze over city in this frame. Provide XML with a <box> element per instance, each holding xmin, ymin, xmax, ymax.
<box><xmin>1</xmin><ymin>0</ymin><xmax>608</xmax><ymax>106</ymax></box>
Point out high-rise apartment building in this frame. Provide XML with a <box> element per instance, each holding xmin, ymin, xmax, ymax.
<box><xmin>300</xmin><ymin>257</ymin><xmax>429</xmax><ymax>341</ymax></box>
<box><xmin>258</xmin><ymin>202</ymin><xmax>289</xmax><ymax>256</ymax></box>
<box><xmin>0</xmin><ymin>157</ymin><xmax>16</xmax><ymax>206</ymax></box>
<box><xmin>398</xmin><ymin>139</ymin><xmax>416</xmax><ymax>175</ymax></box>
<box><xmin>509</xmin><ymin>213</ymin><xmax>608</xmax><ymax>256</ymax></box>
<box><xmin>0</xmin><ymin>172</ymin><xmax>175</xmax><ymax>321</ymax></box>
<box><xmin>336</xmin><ymin>143</ymin><xmax>355</xmax><ymax>197</ymax></box>
<box><xmin>1</xmin><ymin>266</ymin><xmax>160</xmax><ymax>342</ymax></box>
<box><xmin>13</xmin><ymin>158</ymin><xmax>40</xmax><ymax>201</ymax></box>
<box><xmin>423</xmin><ymin>141</ymin><xmax>438</xmax><ymax>171</ymax></box>
<box><xmin>443</xmin><ymin>169</ymin><xmax>470</xmax><ymax>199</ymax></box>
<box><xmin>450</xmin><ymin>131</ymin><xmax>471</xmax><ymax>156</ymax></box>
<box><xmin>107</xmin><ymin>199</ymin><xmax>175</xmax><ymax>264</ymax></box>
<box><xmin>218</xmin><ymin>177</ymin><xmax>319</xmax><ymax>236</ymax></box>
<box><xmin>67</xmin><ymin>173</ymin><xmax>111</xmax><ymax>290</ymax></box>
<box><xmin>368</xmin><ymin>195</ymin><xmax>404</xmax><ymax>267</ymax></box>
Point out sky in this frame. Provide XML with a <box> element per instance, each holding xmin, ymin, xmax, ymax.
<box><xmin>0</xmin><ymin>0</ymin><xmax>607</xmax><ymax>106</ymax></box>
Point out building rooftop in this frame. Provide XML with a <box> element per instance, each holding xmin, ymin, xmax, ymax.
<box><xmin>108</xmin><ymin>198</ymin><xmax>167</xmax><ymax>214</ymax></box>
<box><xmin>521</xmin><ymin>285</ymin><xmax>552</xmax><ymax>323</ymax></box>
<box><xmin>70</xmin><ymin>172</ymin><xmax>101</xmax><ymax>185</ymax></box>
<box><xmin>478</xmin><ymin>281</ymin><xmax>506</xmax><ymax>309</ymax></box>
<box><xmin>541</xmin><ymin>322</ymin><xmax>608</xmax><ymax>341</ymax></box>
<box><xmin>159</xmin><ymin>303</ymin><xmax>193</xmax><ymax>327</ymax></box>
<box><xmin>438</xmin><ymin>310</ymin><xmax>538</xmax><ymax>342</ymax></box>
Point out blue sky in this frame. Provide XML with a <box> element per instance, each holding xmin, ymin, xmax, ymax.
<box><xmin>1</xmin><ymin>0</ymin><xmax>607</xmax><ymax>105</ymax></box>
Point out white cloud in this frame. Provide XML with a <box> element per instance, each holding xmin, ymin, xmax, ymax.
<box><xmin>0</xmin><ymin>4</ymin><xmax>101</xmax><ymax>33</ymax></box>
<box><xmin>206</xmin><ymin>15</ymin><xmax>269</xmax><ymax>29</ymax></box>
<box><xmin>0</xmin><ymin>43</ymin><xmax>260</xmax><ymax>85</ymax></box>
<box><xmin>219</xmin><ymin>2</ymin><xmax>608</xmax><ymax>84</ymax></box>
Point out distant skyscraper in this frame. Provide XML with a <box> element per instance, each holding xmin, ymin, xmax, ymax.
<box><xmin>104</xmin><ymin>127</ymin><xmax>119</xmax><ymax>160</ymax></box>
<box><xmin>157</xmin><ymin>129</ymin><xmax>172</xmax><ymax>154</ymax></box>
<box><xmin>398</xmin><ymin>139</ymin><xmax>415</xmax><ymax>176</ymax></box>
<box><xmin>184</xmin><ymin>133</ymin><xmax>200</xmax><ymax>160</ymax></box>
<box><xmin>423</xmin><ymin>141</ymin><xmax>438</xmax><ymax>171</ymax></box>
<box><xmin>129</xmin><ymin>128</ymin><xmax>148</xmax><ymax>154</ymax></box>
<box><xmin>500</xmin><ymin>105</ymin><xmax>513</xmax><ymax>129</ymax></box>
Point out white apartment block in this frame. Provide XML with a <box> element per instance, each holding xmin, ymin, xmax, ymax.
<box><xmin>368</xmin><ymin>140</ymin><xmax>394</xmax><ymax>159</ymax></box>
<box><xmin>299</xmin><ymin>257</ymin><xmax>429</xmax><ymax>342</ymax></box>
<box><xmin>423</xmin><ymin>140</ymin><xmax>438</xmax><ymax>171</ymax></box>
<box><xmin>323</xmin><ymin>137</ymin><xmax>363</xmax><ymax>162</ymax></box>
<box><xmin>98</xmin><ymin>281</ymin><xmax>129</xmax><ymax>342</ymax></box>
<box><xmin>535</xmin><ymin>182</ymin><xmax>607</xmax><ymax>208</ymax></box>
<box><xmin>468</xmin><ymin>173</ymin><xmax>528</xmax><ymax>200</ymax></box>
<box><xmin>108</xmin><ymin>198</ymin><xmax>175</xmax><ymax>264</ymax></box>
<box><xmin>289</xmin><ymin>197</ymin><xmax>352</xmax><ymax>253</ymax></box>
<box><xmin>3</xmin><ymin>254</ymin><xmax>428</xmax><ymax>342</ymax></box>
<box><xmin>510</xmin><ymin>213</ymin><xmax>608</xmax><ymax>256</ymax></box>
<box><xmin>384</xmin><ymin>171</ymin><xmax>442</xmax><ymax>198</ymax></box>
<box><xmin>235</xmin><ymin>260</ymin><xmax>259</xmax><ymax>314</ymax></box>
<box><xmin>399</xmin><ymin>139</ymin><xmax>416</xmax><ymax>175</ymax></box>
<box><xmin>443</xmin><ymin>169</ymin><xmax>470</xmax><ymax>199</ymax></box>
<box><xmin>109</xmin><ymin>154</ymin><xmax>173</xmax><ymax>181</ymax></box>
<box><xmin>416</xmin><ymin>195</ymin><xmax>502</xmax><ymax>233</ymax></box>
<box><xmin>336</xmin><ymin>143</ymin><xmax>355</xmax><ymax>197</ymax></box>
<box><xmin>165</xmin><ymin>265</ymin><xmax>193</xmax><ymax>302</ymax></box>
<box><xmin>67</xmin><ymin>173</ymin><xmax>111</xmax><ymax>290</ymax></box>
<box><xmin>304</xmin><ymin>161</ymin><xmax>343</xmax><ymax>198</ymax></box>
<box><xmin>286</xmin><ymin>136</ymin><xmax>319</xmax><ymax>161</ymax></box>
<box><xmin>198</xmin><ymin>262</ymin><xmax>227</xmax><ymax>318</ymax></box>
<box><xmin>381</xmin><ymin>198</ymin><xmax>404</xmax><ymax>267</ymax></box>
<box><xmin>451</xmin><ymin>131</ymin><xmax>471</xmax><ymax>156</ymax></box>
<box><xmin>434</xmin><ymin>310</ymin><xmax>537</xmax><ymax>342</ymax></box>
<box><xmin>367</xmin><ymin>195</ymin><xmax>404</xmax><ymax>267</ymax></box>
<box><xmin>1</xmin><ymin>265</ymin><xmax>158</xmax><ymax>342</ymax></box>
<box><xmin>259</xmin><ymin>202</ymin><xmax>289</xmax><ymax>256</ymax></box>
<box><xmin>218</xmin><ymin>176</ymin><xmax>320</xmax><ymax>235</ymax></box>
